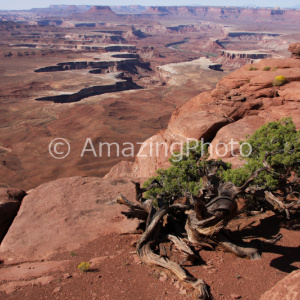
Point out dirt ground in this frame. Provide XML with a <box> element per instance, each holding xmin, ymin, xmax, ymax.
<box><xmin>0</xmin><ymin>212</ymin><xmax>299</xmax><ymax>300</ymax></box>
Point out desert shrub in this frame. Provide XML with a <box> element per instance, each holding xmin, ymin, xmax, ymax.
<box><xmin>222</xmin><ymin>117</ymin><xmax>300</xmax><ymax>190</ymax></box>
<box><xmin>249</xmin><ymin>66</ymin><xmax>258</xmax><ymax>71</ymax></box>
<box><xmin>263</xmin><ymin>66</ymin><xmax>271</xmax><ymax>71</ymax></box>
<box><xmin>143</xmin><ymin>141</ymin><xmax>229</xmax><ymax>205</ymax></box>
<box><xmin>144</xmin><ymin>118</ymin><xmax>299</xmax><ymax>211</ymax></box>
<box><xmin>222</xmin><ymin>118</ymin><xmax>299</xmax><ymax>211</ymax></box>
<box><xmin>77</xmin><ymin>262</ymin><xmax>90</xmax><ymax>272</ymax></box>
<box><xmin>272</xmin><ymin>66</ymin><xmax>279</xmax><ymax>71</ymax></box>
<box><xmin>273</xmin><ymin>75</ymin><xmax>286</xmax><ymax>86</ymax></box>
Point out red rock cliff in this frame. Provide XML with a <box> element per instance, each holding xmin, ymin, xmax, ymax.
<box><xmin>144</xmin><ymin>6</ymin><xmax>300</xmax><ymax>24</ymax></box>
<box><xmin>105</xmin><ymin>44</ymin><xmax>300</xmax><ymax>179</ymax></box>
<box><xmin>86</xmin><ymin>6</ymin><xmax>116</xmax><ymax>15</ymax></box>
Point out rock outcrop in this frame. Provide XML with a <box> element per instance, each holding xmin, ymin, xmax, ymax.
<box><xmin>289</xmin><ymin>43</ymin><xmax>300</xmax><ymax>59</ymax></box>
<box><xmin>138</xmin><ymin>46</ymin><xmax>162</xmax><ymax>59</ymax></box>
<box><xmin>106</xmin><ymin>52</ymin><xmax>300</xmax><ymax>179</ymax></box>
<box><xmin>85</xmin><ymin>6</ymin><xmax>116</xmax><ymax>15</ymax></box>
<box><xmin>209</xmin><ymin>116</ymin><xmax>266</xmax><ymax>161</ymax></box>
<box><xmin>260</xmin><ymin>270</ymin><xmax>300</xmax><ymax>300</ymax></box>
<box><xmin>156</xmin><ymin>57</ymin><xmax>223</xmax><ymax>84</ymax></box>
<box><xmin>111</xmin><ymin>5</ymin><xmax>146</xmax><ymax>14</ymax></box>
<box><xmin>0</xmin><ymin>188</ymin><xmax>26</xmax><ymax>243</ymax></box>
<box><xmin>220</xmin><ymin>50</ymin><xmax>271</xmax><ymax>60</ymax></box>
<box><xmin>143</xmin><ymin>6</ymin><xmax>300</xmax><ymax>25</ymax></box>
<box><xmin>145</xmin><ymin>6</ymin><xmax>171</xmax><ymax>15</ymax></box>
<box><xmin>0</xmin><ymin>177</ymin><xmax>141</xmax><ymax>264</ymax></box>
<box><xmin>35</xmin><ymin>76</ymin><xmax>139</xmax><ymax>103</ymax></box>
<box><xmin>215</xmin><ymin>50</ymin><xmax>273</xmax><ymax>70</ymax></box>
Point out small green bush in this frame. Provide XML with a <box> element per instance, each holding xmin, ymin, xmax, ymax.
<box><xmin>272</xmin><ymin>66</ymin><xmax>279</xmax><ymax>71</ymax></box>
<box><xmin>143</xmin><ymin>118</ymin><xmax>299</xmax><ymax>213</ymax></box>
<box><xmin>263</xmin><ymin>66</ymin><xmax>271</xmax><ymax>71</ymax></box>
<box><xmin>249</xmin><ymin>66</ymin><xmax>258</xmax><ymax>71</ymax></box>
<box><xmin>77</xmin><ymin>262</ymin><xmax>90</xmax><ymax>272</ymax></box>
<box><xmin>273</xmin><ymin>75</ymin><xmax>286</xmax><ymax>86</ymax></box>
<box><xmin>222</xmin><ymin>117</ymin><xmax>300</xmax><ymax>189</ymax></box>
<box><xmin>143</xmin><ymin>141</ymin><xmax>212</xmax><ymax>204</ymax></box>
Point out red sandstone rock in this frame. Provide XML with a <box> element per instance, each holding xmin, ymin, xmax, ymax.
<box><xmin>0</xmin><ymin>261</ymin><xmax>70</xmax><ymax>282</ymax></box>
<box><xmin>209</xmin><ymin>102</ymin><xmax>300</xmax><ymax>162</ymax></box>
<box><xmin>209</xmin><ymin>116</ymin><xmax>266</xmax><ymax>159</ymax></box>
<box><xmin>260</xmin><ymin>270</ymin><xmax>300</xmax><ymax>300</ymax></box>
<box><xmin>105</xmin><ymin>57</ymin><xmax>300</xmax><ymax>178</ymax></box>
<box><xmin>0</xmin><ymin>276</ymin><xmax>54</xmax><ymax>295</ymax></box>
<box><xmin>143</xmin><ymin>6</ymin><xmax>300</xmax><ymax>25</ymax></box>
<box><xmin>0</xmin><ymin>177</ymin><xmax>141</xmax><ymax>264</ymax></box>
<box><xmin>104</xmin><ymin>161</ymin><xmax>136</xmax><ymax>178</ymax></box>
<box><xmin>288</xmin><ymin>43</ymin><xmax>300</xmax><ymax>59</ymax></box>
<box><xmin>258</xmin><ymin>102</ymin><xmax>300</xmax><ymax>129</ymax></box>
<box><xmin>144</xmin><ymin>6</ymin><xmax>171</xmax><ymax>14</ymax></box>
<box><xmin>85</xmin><ymin>6</ymin><xmax>116</xmax><ymax>15</ymax></box>
<box><xmin>278</xmin><ymin>82</ymin><xmax>300</xmax><ymax>101</ymax></box>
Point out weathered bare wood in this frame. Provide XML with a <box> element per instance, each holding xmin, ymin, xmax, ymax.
<box><xmin>264</xmin><ymin>191</ymin><xmax>286</xmax><ymax>212</ymax></box>
<box><xmin>115</xmin><ymin>194</ymin><xmax>141</xmax><ymax>209</ymax></box>
<box><xmin>131</xmin><ymin>179</ymin><xmax>161</xmax><ymax>203</ymax></box>
<box><xmin>146</xmin><ymin>203</ymin><xmax>157</xmax><ymax>228</ymax></box>
<box><xmin>159</xmin><ymin>243</ymin><xmax>168</xmax><ymax>257</ymax></box>
<box><xmin>113</xmin><ymin>154</ymin><xmax>293</xmax><ymax>299</ymax></box>
<box><xmin>216</xmin><ymin>233</ymin><xmax>261</xmax><ymax>260</ymax></box>
<box><xmin>167</xmin><ymin>234</ymin><xmax>200</xmax><ymax>265</ymax></box>
<box><xmin>168</xmin><ymin>234</ymin><xmax>194</xmax><ymax>256</ymax></box>
<box><xmin>264</xmin><ymin>191</ymin><xmax>300</xmax><ymax>218</ymax></box>
<box><xmin>260</xmin><ymin>233</ymin><xmax>283</xmax><ymax>249</ymax></box>
<box><xmin>115</xmin><ymin>194</ymin><xmax>149</xmax><ymax>220</ymax></box>
<box><xmin>136</xmin><ymin>207</ymin><xmax>211</xmax><ymax>299</ymax></box>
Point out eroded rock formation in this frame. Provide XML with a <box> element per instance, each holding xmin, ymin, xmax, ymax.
<box><xmin>106</xmin><ymin>45</ymin><xmax>300</xmax><ymax>178</ymax></box>
<box><xmin>143</xmin><ymin>6</ymin><xmax>300</xmax><ymax>25</ymax></box>
<box><xmin>289</xmin><ymin>43</ymin><xmax>300</xmax><ymax>59</ymax></box>
<box><xmin>85</xmin><ymin>6</ymin><xmax>117</xmax><ymax>16</ymax></box>
<box><xmin>260</xmin><ymin>270</ymin><xmax>300</xmax><ymax>300</ymax></box>
<box><xmin>220</xmin><ymin>50</ymin><xmax>271</xmax><ymax>60</ymax></box>
<box><xmin>0</xmin><ymin>177</ymin><xmax>139</xmax><ymax>264</ymax></box>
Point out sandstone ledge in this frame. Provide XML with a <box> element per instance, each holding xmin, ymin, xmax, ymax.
<box><xmin>0</xmin><ymin>177</ymin><xmax>142</xmax><ymax>264</ymax></box>
<box><xmin>105</xmin><ymin>57</ymin><xmax>300</xmax><ymax>178</ymax></box>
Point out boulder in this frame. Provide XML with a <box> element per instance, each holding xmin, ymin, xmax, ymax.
<box><xmin>209</xmin><ymin>115</ymin><xmax>266</xmax><ymax>159</ymax></box>
<box><xmin>209</xmin><ymin>102</ymin><xmax>300</xmax><ymax>163</ymax></box>
<box><xmin>260</xmin><ymin>270</ymin><xmax>300</xmax><ymax>300</ymax></box>
<box><xmin>0</xmin><ymin>177</ymin><xmax>141</xmax><ymax>264</ymax></box>
<box><xmin>0</xmin><ymin>188</ymin><xmax>26</xmax><ymax>243</ymax></box>
<box><xmin>104</xmin><ymin>161</ymin><xmax>136</xmax><ymax>178</ymax></box>
<box><xmin>258</xmin><ymin>102</ymin><xmax>300</xmax><ymax>129</ymax></box>
<box><xmin>288</xmin><ymin>43</ymin><xmax>300</xmax><ymax>59</ymax></box>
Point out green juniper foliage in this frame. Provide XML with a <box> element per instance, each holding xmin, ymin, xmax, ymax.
<box><xmin>222</xmin><ymin>117</ymin><xmax>300</xmax><ymax>191</ymax></box>
<box><xmin>144</xmin><ymin>117</ymin><xmax>299</xmax><ymax>210</ymax></box>
<box><xmin>143</xmin><ymin>141</ymin><xmax>228</xmax><ymax>205</ymax></box>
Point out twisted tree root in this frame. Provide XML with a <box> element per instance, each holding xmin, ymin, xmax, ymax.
<box><xmin>136</xmin><ymin>207</ymin><xmax>212</xmax><ymax>299</ymax></box>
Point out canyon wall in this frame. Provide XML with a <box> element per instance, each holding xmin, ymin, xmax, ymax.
<box><xmin>220</xmin><ymin>51</ymin><xmax>271</xmax><ymax>60</ymax></box>
<box><xmin>106</xmin><ymin>45</ymin><xmax>300</xmax><ymax>179</ymax></box>
<box><xmin>5</xmin><ymin>6</ymin><xmax>300</xmax><ymax>26</ymax></box>
<box><xmin>144</xmin><ymin>6</ymin><xmax>300</xmax><ymax>24</ymax></box>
